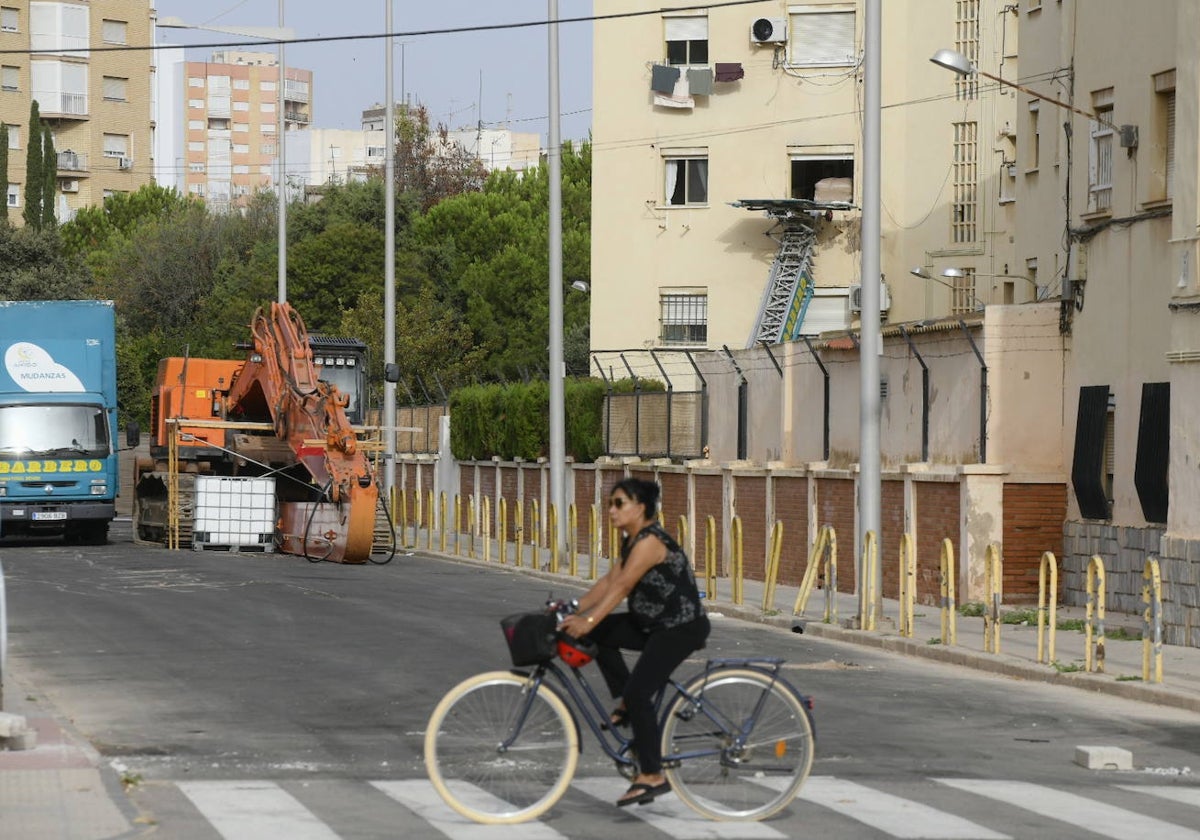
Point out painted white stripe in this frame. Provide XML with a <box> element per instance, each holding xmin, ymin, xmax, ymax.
<box><xmin>936</xmin><ymin>778</ymin><xmax>1200</xmax><ymax>840</ymax></box>
<box><xmin>177</xmin><ymin>780</ymin><xmax>339</xmax><ymax>840</ymax></box>
<box><xmin>783</xmin><ymin>776</ymin><xmax>1008</xmax><ymax>839</ymax></box>
<box><xmin>371</xmin><ymin>779</ymin><xmax>568</xmax><ymax>839</ymax></box>
<box><xmin>571</xmin><ymin>777</ymin><xmax>786</xmax><ymax>839</ymax></box>
<box><xmin>1118</xmin><ymin>784</ymin><xmax>1200</xmax><ymax>809</ymax></box>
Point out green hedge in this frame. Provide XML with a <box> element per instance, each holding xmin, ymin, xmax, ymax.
<box><xmin>449</xmin><ymin>377</ymin><xmax>660</xmax><ymax>463</ymax></box>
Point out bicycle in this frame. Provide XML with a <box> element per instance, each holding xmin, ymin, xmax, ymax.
<box><xmin>424</xmin><ymin>600</ymin><xmax>816</xmax><ymax>824</ymax></box>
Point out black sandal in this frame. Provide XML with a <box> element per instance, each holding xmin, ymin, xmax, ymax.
<box><xmin>617</xmin><ymin>780</ymin><xmax>671</xmax><ymax>807</ymax></box>
<box><xmin>604</xmin><ymin>706</ymin><xmax>629</xmax><ymax>730</ymax></box>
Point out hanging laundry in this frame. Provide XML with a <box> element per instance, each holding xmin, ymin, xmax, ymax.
<box><xmin>654</xmin><ymin>73</ymin><xmax>694</xmax><ymax>109</ymax></box>
<box><xmin>650</xmin><ymin>64</ymin><xmax>681</xmax><ymax>94</ymax></box>
<box><xmin>714</xmin><ymin>63</ymin><xmax>745</xmax><ymax>83</ymax></box>
<box><xmin>687</xmin><ymin>67</ymin><xmax>713</xmax><ymax>96</ymax></box>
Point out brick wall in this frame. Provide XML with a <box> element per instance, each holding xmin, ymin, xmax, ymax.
<box><xmin>658</xmin><ymin>471</ymin><xmax>689</xmax><ymax>543</ymax></box>
<box><xmin>735</xmin><ymin>475</ymin><xmax>768</xmax><ymax>581</ymax></box>
<box><xmin>773</xmin><ymin>476</ymin><xmax>809</xmax><ymax>586</ymax></box>
<box><xmin>915</xmin><ymin>482</ymin><xmax>960</xmax><ymax>605</ymax></box>
<box><xmin>879</xmin><ymin>480</ymin><xmax>906</xmax><ymax>599</ymax></box>
<box><xmin>816</xmin><ymin>478</ymin><xmax>856</xmax><ymax>593</ymax></box>
<box><xmin>573</xmin><ymin>470</ymin><xmax>598</xmax><ymax>554</ymax></box>
<box><xmin>694</xmin><ymin>473</ymin><xmax>724</xmax><ymax>577</ymax></box>
<box><xmin>1002</xmin><ymin>483</ymin><xmax>1067</xmax><ymax>602</ymax></box>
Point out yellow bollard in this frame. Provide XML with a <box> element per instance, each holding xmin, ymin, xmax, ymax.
<box><xmin>762</xmin><ymin>521</ymin><xmax>784</xmax><ymax>613</ymax></box>
<box><xmin>859</xmin><ymin>530</ymin><xmax>878</xmax><ymax>631</ymax></box>
<box><xmin>588</xmin><ymin>504</ymin><xmax>600</xmax><ymax>580</ymax></box>
<box><xmin>549</xmin><ymin>503</ymin><xmax>560</xmax><ymax>574</ymax></box>
<box><xmin>465</xmin><ymin>495</ymin><xmax>475</xmax><ymax>559</ymax></box>
<box><xmin>677</xmin><ymin>515</ymin><xmax>689</xmax><ymax>557</ymax></box>
<box><xmin>1085</xmin><ymin>554</ymin><xmax>1106</xmax><ymax>673</ymax></box>
<box><xmin>1037</xmin><ymin>551</ymin><xmax>1058</xmax><ymax>664</ymax></box>
<box><xmin>731</xmin><ymin>516</ymin><xmax>744</xmax><ymax>606</ymax></box>
<box><xmin>939</xmin><ymin>538</ymin><xmax>957</xmax><ymax>646</ymax></box>
<box><xmin>983</xmin><ymin>544</ymin><xmax>1002</xmax><ymax>654</ymax></box>
<box><xmin>399</xmin><ymin>488</ymin><xmax>409</xmax><ymax>548</ymax></box>
<box><xmin>426</xmin><ymin>490</ymin><xmax>435</xmax><ymax>550</ymax></box>
<box><xmin>1143</xmin><ymin>557</ymin><xmax>1163</xmax><ymax>683</ymax></box>
<box><xmin>793</xmin><ymin>525</ymin><xmax>835</xmax><ymax>621</ymax></box>
<box><xmin>530</xmin><ymin>499</ymin><xmax>541</xmax><ymax>568</ymax></box>
<box><xmin>898</xmin><ymin>533</ymin><xmax>916</xmax><ymax>638</ymax></box>
<box><xmin>514</xmin><ymin>500</ymin><xmax>524</xmax><ymax>568</ymax></box>
<box><xmin>568</xmin><ymin>503</ymin><xmax>578</xmax><ymax>577</ymax></box>
<box><xmin>453</xmin><ymin>494</ymin><xmax>462</xmax><ymax>556</ymax></box>
<box><xmin>439</xmin><ymin>491</ymin><xmax>448</xmax><ymax>554</ymax></box>
<box><xmin>481</xmin><ymin>496</ymin><xmax>492</xmax><ymax>562</ymax></box>
<box><xmin>498</xmin><ymin>497</ymin><xmax>509</xmax><ymax>565</ymax></box>
<box><xmin>705</xmin><ymin>515</ymin><xmax>718</xmax><ymax>601</ymax></box>
<box><xmin>609</xmin><ymin>521</ymin><xmax>620</xmax><ymax>575</ymax></box>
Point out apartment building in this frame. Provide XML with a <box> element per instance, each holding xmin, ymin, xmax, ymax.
<box><xmin>0</xmin><ymin>0</ymin><xmax>154</xmax><ymax>221</ymax></box>
<box><xmin>590</xmin><ymin>0</ymin><xmax>1020</xmax><ymax>386</ymax></box>
<box><xmin>176</xmin><ymin>51</ymin><xmax>312</xmax><ymax>213</ymax></box>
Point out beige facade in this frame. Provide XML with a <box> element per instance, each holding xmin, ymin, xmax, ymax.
<box><xmin>181</xmin><ymin>52</ymin><xmax>312</xmax><ymax>213</ymax></box>
<box><xmin>0</xmin><ymin>0</ymin><xmax>154</xmax><ymax>221</ymax></box>
<box><xmin>590</xmin><ymin>0</ymin><xmax>1021</xmax><ymax>385</ymax></box>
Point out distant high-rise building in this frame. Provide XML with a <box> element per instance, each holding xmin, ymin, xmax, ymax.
<box><xmin>0</xmin><ymin>0</ymin><xmax>155</xmax><ymax>222</ymax></box>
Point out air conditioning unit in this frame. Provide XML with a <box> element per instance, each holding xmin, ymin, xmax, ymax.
<box><xmin>750</xmin><ymin>17</ymin><xmax>787</xmax><ymax>45</ymax></box>
<box><xmin>849</xmin><ymin>280</ymin><xmax>892</xmax><ymax>313</ymax></box>
<box><xmin>60</xmin><ymin>179</ymin><xmax>79</xmax><ymax>193</ymax></box>
<box><xmin>118</xmin><ymin>156</ymin><xmax>133</xmax><ymax>170</ymax></box>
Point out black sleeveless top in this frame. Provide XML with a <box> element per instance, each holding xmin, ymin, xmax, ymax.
<box><xmin>620</xmin><ymin>523</ymin><xmax>706</xmax><ymax>633</ymax></box>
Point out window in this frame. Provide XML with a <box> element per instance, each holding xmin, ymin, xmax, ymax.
<box><xmin>788</xmin><ymin>8</ymin><xmax>855</xmax><ymax>67</ymax></box>
<box><xmin>4</xmin><ymin>124</ymin><xmax>16</xmax><ymax>148</ymax></box>
<box><xmin>951</xmin><ymin>122</ymin><xmax>978</xmax><ymax>243</ymax></box>
<box><xmin>6</xmin><ymin>183</ymin><xmax>17</xmax><ymax>207</ymax></box>
<box><xmin>1072</xmin><ymin>385</ymin><xmax>1112</xmax><ymax>520</ymax></box>
<box><xmin>30</xmin><ymin>2</ymin><xmax>88</xmax><ymax>56</ymax></box>
<box><xmin>949</xmin><ymin>267</ymin><xmax>979</xmax><ymax>315</ymax></box>
<box><xmin>260</xmin><ymin>164</ymin><xmax>272</xmax><ymax>175</ymax></box>
<box><xmin>367</xmin><ymin>145</ymin><xmax>385</xmax><ymax>158</ymax></box>
<box><xmin>790</xmin><ymin>154</ymin><xmax>853</xmax><ymax>201</ymax></box>
<box><xmin>660</xmin><ymin>291</ymin><xmax>708</xmax><ymax>345</ymax></box>
<box><xmin>233</xmin><ymin>101</ymin><xmax>249</xmax><ymax>111</ymax></box>
<box><xmin>101</xmin><ymin>19</ymin><xmax>126</xmax><ymax>45</ymax></box>
<box><xmin>260</xmin><ymin>80</ymin><xmax>277</xmax><ymax>92</ymax></box>
<box><xmin>261</xmin><ymin>102</ymin><xmax>276</xmax><ymax>113</ymax></box>
<box><xmin>188</xmin><ymin>162</ymin><xmax>205</xmax><ymax>173</ymax></box>
<box><xmin>188</xmin><ymin>141</ymin><xmax>205</xmax><ymax>152</ymax></box>
<box><xmin>188</xmin><ymin>183</ymin><xmax>204</xmax><ymax>196</ymax></box>
<box><xmin>1154</xmin><ymin>70</ymin><xmax>1175</xmax><ymax>202</ymax></box>
<box><xmin>188</xmin><ymin>119</ymin><xmax>204</xmax><ymax>130</ymax></box>
<box><xmin>208</xmin><ymin>118</ymin><xmax>230</xmax><ymax>131</ymax></box>
<box><xmin>1</xmin><ymin>65</ymin><xmax>16</xmax><ymax>91</ymax></box>
<box><xmin>102</xmin><ymin>133</ymin><xmax>128</xmax><ymax>157</ymax></box>
<box><xmin>233</xmin><ymin>122</ymin><xmax>249</xmax><ymax>133</ymax></box>
<box><xmin>188</xmin><ymin>98</ymin><xmax>204</xmax><ymax>109</ymax></box>
<box><xmin>233</xmin><ymin>164</ymin><xmax>250</xmax><ymax>175</ymax></box>
<box><xmin>1135</xmin><ymin>382</ymin><xmax>1169</xmax><ymax>523</ymax></box>
<box><xmin>30</xmin><ymin>60</ymin><xmax>87</xmax><ymax>115</ymax></box>
<box><xmin>1</xmin><ymin>6</ymin><xmax>17</xmax><ymax>32</ymax></box>
<box><xmin>664</xmin><ymin>15</ymin><xmax>707</xmax><ymax>66</ymax></box>
<box><xmin>102</xmin><ymin>76</ymin><xmax>127</xmax><ymax>102</ymax></box>
<box><xmin>233</xmin><ymin>79</ymin><xmax>250</xmax><ymax>90</ymax></box>
<box><xmin>233</xmin><ymin>143</ymin><xmax>249</xmax><ymax>154</ymax></box>
<box><xmin>188</xmin><ymin>77</ymin><xmax>204</xmax><ymax>88</ymax></box>
<box><xmin>261</xmin><ymin>143</ymin><xmax>276</xmax><ymax>155</ymax></box>
<box><xmin>953</xmin><ymin>0</ymin><xmax>979</xmax><ymax>100</ymax></box>
<box><xmin>664</xmin><ymin>155</ymin><xmax>707</xmax><ymax>205</ymax></box>
<box><xmin>1026</xmin><ymin>101</ymin><xmax>1040</xmax><ymax>170</ymax></box>
<box><xmin>1088</xmin><ymin>89</ymin><xmax>1114</xmax><ymax>212</ymax></box>
<box><xmin>261</xmin><ymin>123</ymin><xmax>276</xmax><ymax>134</ymax></box>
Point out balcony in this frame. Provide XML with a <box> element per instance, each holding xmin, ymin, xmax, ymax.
<box><xmin>284</xmin><ymin>110</ymin><xmax>310</xmax><ymax>125</ymax></box>
<box><xmin>57</xmin><ymin>150</ymin><xmax>89</xmax><ymax>172</ymax></box>
<box><xmin>36</xmin><ymin>92</ymin><xmax>88</xmax><ymax>120</ymax></box>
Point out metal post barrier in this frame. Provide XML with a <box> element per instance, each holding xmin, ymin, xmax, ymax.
<box><xmin>498</xmin><ymin>498</ymin><xmax>508</xmax><ymax>565</ymax></box>
<box><xmin>568</xmin><ymin>503</ymin><xmax>578</xmax><ymax>577</ymax></box>
<box><xmin>481</xmin><ymin>496</ymin><xmax>492</xmax><ymax>563</ymax></box>
<box><xmin>1037</xmin><ymin>551</ymin><xmax>1058</xmax><ymax>664</ymax></box>
<box><xmin>983</xmin><ymin>544</ymin><xmax>1002</xmax><ymax>654</ymax></box>
<box><xmin>399</xmin><ymin>488</ymin><xmax>409</xmax><ymax>548</ymax></box>
<box><xmin>939</xmin><ymin>538</ymin><xmax>957</xmax><ymax>646</ymax></box>
<box><xmin>1142</xmin><ymin>557</ymin><xmax>1163</xmax><ymax>684</ymax></box>
<box><xmin>514</xmin><ymin>499</ymin><xmax>524</xmax><ymax>568</ymax></box>
<box><xmin>609</xmin><ymin>521</ymin><xmax>620</xmax><ymax>575</ymax></box>
<box><xmin>762</xmin><ymin>521</ymin><xmax>784</xmax><ymax>613</ymax></box>
<box><xmin>898</xmin><ymin>533</ymin><xmax>916</xmax><ymax>638</ymax></box>
<box><xmin>731</xmin><ymin>515</ymin><xmax>744</xmax><ymax>606</ymax></box>
<box><xmin>465</xmin><ymin>495</ymin><xmax>475</xmax><ymax>559</ymax></box>
<box><xmin>677</xmin><ymin>515</ymin><xmax>689</xmax><ymax>557</ymax></box>
<box><xmin>530</xmin><ymin>499</ymin><xmax>541</xmax><ymax>569</ymax></box>
<box><xmin>859</xmin><ymin>530</ymin><xmax>878</xmax><ymax>631</ymax></box>
<box><xmin>1085</xmin><ymin>555</ymin><xmax>1106</xmax><ymax>673</ymax></box>
<box><xmin>439</xmin><ymin>492</ymin><xmax>448</xmax><ymax>554</ymax></box>
<box><xmin>453</xmin><ymin>494</ymin><xmax>462</xmax><ymax>556</ymax></box>
<box><xmin>705</xmin><ymin>515</ymin><xmax>718</xmax><ymax>600</ymax></box>
<box><xmin>426</xmin><ymin>490</ymin><xmax>435</xmax><ymax>550</ymax></box>
<box><xmin>793</xmin><ymin>525</ymin><xmax>835</xmax><ymax>620</ymax></box>
<box><xmin>549</xmin><ymin>504</ymin><xmax>560</xmax><ymax>574</ymax></box>
<box><xmin>588</xmin><ymin>505</ymin><xmax>600</xmax><ymax>580</ymax></box>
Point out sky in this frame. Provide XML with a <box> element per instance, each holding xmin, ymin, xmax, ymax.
<box><xmin>154</xmin><ymin>0</ymin><xmax>595</xmax><ymax>143</ymax></box>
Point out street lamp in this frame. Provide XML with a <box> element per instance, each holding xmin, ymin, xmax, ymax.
<box><xmin>158</xmin><ymin>11</ymin><xmax>294</xmax><ymax>303</ymax></box>
<box><xmin>910</xmin><ymin>267</ymin><xmax>986</xmax><ymax>310</ymax></box>
<box><xmin>940</xmin><ymin>266</ymin><xmax>1039</xmax><ymax>300</ymax></box>
<box><xmin>929</xmin><ymin>48</ymin><xmax>1103</xmax><ymax>123</ymax></box>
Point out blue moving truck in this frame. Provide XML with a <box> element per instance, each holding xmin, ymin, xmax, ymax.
<box><xmin>0</xmin><ymin>300</ymin><xmax>118</xmax><ymax>544</ymax></box>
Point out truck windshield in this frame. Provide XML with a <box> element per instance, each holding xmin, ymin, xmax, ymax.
<box><xmin>0</xmin><ymin>404</ymin><xmax>111</xmax><ymax>459</ymax></box>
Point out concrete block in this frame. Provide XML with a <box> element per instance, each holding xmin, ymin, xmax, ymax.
<box><xmin>1075</xmin><ymin>745</ymin><xmax>1133</xmax><ymax>770</ymax></box>
<box><xmin>0</xmin><ymin>712</ymin><xmax>27</xmax><ymax>739</ymax></box>
<box><xmin>2</xmin><ymin>728</ymin><xmax>36</xmax><ymax>751</ymax></box>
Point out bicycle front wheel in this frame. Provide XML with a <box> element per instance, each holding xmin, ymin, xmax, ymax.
<box><xmin>424</xmin><ymin>670</ymin><xmax>579</xmax><ymax>824</ymax></box>
<box><xmin>662</xmin><ymin>667</ymin><xmax>814</xmax><ymax>821</ymax></box>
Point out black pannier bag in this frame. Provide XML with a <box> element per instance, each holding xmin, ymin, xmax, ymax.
<box><xmin>500</xmin><ymin>612</ymin><xmax>558</xmax><ymax>666</ymax></box>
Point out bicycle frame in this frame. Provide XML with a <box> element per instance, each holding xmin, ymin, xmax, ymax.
<box><xmin>499</xmin><ymin>655</ymin><xmax>799</xmax><ymax>771</ymax></box>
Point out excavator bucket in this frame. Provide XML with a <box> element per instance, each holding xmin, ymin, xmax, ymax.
<box><xmin>277</xmin><ymin>481</ymin><xmax>378</xmax><ymax>564</ymax></box>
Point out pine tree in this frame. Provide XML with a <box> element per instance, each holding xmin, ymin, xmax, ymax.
<box><xmin>41</xmin><ymin>123</ymin><xmax>56</xmax><ymax>228</ymax></box>
<box><xmin>0</xmin><ymin>124</ymin><xmax>9</xmax><ymax>226</ymax></box>
<box><xmin>23</xmin><ymin>100</ymin><xmax>41</xmax><ymax>228</ymax></box>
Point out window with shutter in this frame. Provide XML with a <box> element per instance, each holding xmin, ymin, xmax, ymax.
<box><xmin>4</xmin><ymin>124</ymin><xmax>17</xmax><ymax>149</ymax></box>
<box><xmin>1</xmin><ymin>65</ymin><xmax>17</xmax><ymax>91</ymax></box>
<box><xmin>1</xmin><ymin>6</ymin><xmax>17</xmax><ymax>32</ymax></box>
<box><xmin>789</xmin><ymin>9</ymin><xmax>855</xmax><ymax>67</ymax></box>
<box><xmin>102</xmin><ymin>19</ymin><xmax>126</xmax><ymax>45</ymax></box>
<box><xmin>664</xmin><ymin>15</ymin><xmax>708</xmax><ymax>66</ymax></box>
<box><xmin>102</xmin><ymin>76</ymin><xmax>127</xmax><ymax>101</ymax></box>
<box><xmin>102</xmin><ymin>133</ymin><xmax>128</xmax><ymax>157</ymax></box>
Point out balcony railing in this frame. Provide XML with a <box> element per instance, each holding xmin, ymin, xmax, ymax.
<box><xmin>285</xmin><ymin>111</ymin><xmax>310</xmax><ymax>125</ymax></box>
<box><xmin>57</xmin><ymin>150</ymin><xmax>89</xmax><ymax>172</ymax></box>
<box><xmin>36</xmin><ymin>92</ymin><xmax>88</xmax><ymax>118</ymax></box>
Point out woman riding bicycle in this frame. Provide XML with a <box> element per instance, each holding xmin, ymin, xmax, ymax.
<box><xmin>557</xmin><ymin>477</ymin><xmax>710</xmax><ymax>807</ymax></box>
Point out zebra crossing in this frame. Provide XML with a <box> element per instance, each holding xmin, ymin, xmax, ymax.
<box><xmin>158</xmin><ymin>774</ymin><xmax>1200</xmax><ymax>840</ymax></box>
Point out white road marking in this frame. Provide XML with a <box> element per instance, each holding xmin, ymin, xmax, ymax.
<box><xmin>1117</xmin><ymin>784</ymin><xmax>1200</xmax><ymax>809</ymax></box>
<box><xmin>177</xmin><ymin>780</ymin><xmax>340</xmax><ymax>840</ymax></box>
<box><xmin>371</xmin><ymin>779</ymin><xmax>568</xmax><ymax>839</ymax></box>
<box><xmin>571</xmin><ymin>777</ymin><xmax>786</xmax><ymax>838</ymax></box>
<box><xmin>936</xmin><ymin>778</ymin><xmax>1200</xmax><ymax>840</ymax></box>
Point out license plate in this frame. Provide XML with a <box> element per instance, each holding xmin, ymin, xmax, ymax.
<box><xmin>32</xmin><ymin>511</ymin><xmax>68</xmax><ymax>521</ymax></box>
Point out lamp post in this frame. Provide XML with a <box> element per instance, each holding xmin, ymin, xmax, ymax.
<box><xmin>910</xmin><ymin>267</ymin><xmax>987</xmax><ymax>310</ymax></box>
<box><xmin>547</xmin><ymin>0</ymin><xmax>567</xmax><ymax>554</ymax></box>
<box><xmin>157</xmin><ymin>13</ymin><xmax>295</xmax><ymax>303</ymax></box>
<box><xmin>941</xmin><ymin>266</ymin><xmax>1039</xmax><ymax>300</ymax></box>
<box><xmin>930</xmin><ymin>49</ymin><xmax>1103</xmax><ymax>123</ymax></box>
<box><xmin>383</xmin><ymin>1</ymin><xmax>396</xmax><ymax>502</ymax></box>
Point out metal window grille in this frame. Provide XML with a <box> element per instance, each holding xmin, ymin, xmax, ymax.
<box><xmin>951</xmin><ymin>268</ymin><xmax>977</xmax><ymax>315</ymax></box>
<box><xmin>954</xmin><ymin>0</ymin><xmax>979</xmax><ymax>100</ymax></box>
<box><xmin>952</xmin><ymin>122</ymin><xmax>978</xmax><ymax>244</ymax></box>
<box><xmin>660</xmin><ymin>293</ymin><xmax>708</xmax><ymax>345</ymax></box>
<box><xmin>1089</xmin><ymin>105</ymin><xmax>1113</xmax><ymax>211</ymax></box>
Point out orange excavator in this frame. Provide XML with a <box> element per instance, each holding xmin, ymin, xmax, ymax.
<box><xmin>132</xmin><ymin>302</ymin><xmax>381</xmax><ymax>563</ymax></box>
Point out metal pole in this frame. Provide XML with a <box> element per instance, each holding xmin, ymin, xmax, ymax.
<box><xmin>860</xmin><ymin>0</ymin><xmax>882</xmax><ymax>605</ymax></box>
<box><xmin>383</xmin><ymin>1</ymin><xmax>397</xmax><ymax>500</ymax></box>
<box><xmin>547</xmin><ymin>0</ymin><xmax>566</xmax><ymax>552</ymax></box>
<box><xmin>276</xmin><ymin>0</ymin><xmax>287</xmax><ymax>303</ymax></box>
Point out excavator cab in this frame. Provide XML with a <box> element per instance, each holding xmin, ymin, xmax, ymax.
<box><xmin>308</xmin><ymin>336</ymin><xmax>368</xmax><ymax>426</ymax></box>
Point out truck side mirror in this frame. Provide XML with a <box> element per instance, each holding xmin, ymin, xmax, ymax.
<box><xmin>383</xmin><ymin>363</ymin><xmax>400</xmax><ymax>383</ymax></box>
<box><xmin>125</xmin><ymin>422</ymin><xmax>140</xmax><ymax>448</ymax></box>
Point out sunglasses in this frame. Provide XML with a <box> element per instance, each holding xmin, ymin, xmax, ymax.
<box><xmin>608</xmin><ymin>496</ymin><xmax>631</xmax><ymax>509</ymax></box>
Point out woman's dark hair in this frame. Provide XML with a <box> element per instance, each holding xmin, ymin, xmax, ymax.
<box><xmin>611</xmin><ymin>477</ymin><xmax>660</xmax><ymax>516</ymax></box>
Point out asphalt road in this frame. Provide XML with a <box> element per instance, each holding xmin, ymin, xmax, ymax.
<box><xmin>3</xmin><ymin>522</ymin><xmax>1200</xmax><ymax>839</ymax></box>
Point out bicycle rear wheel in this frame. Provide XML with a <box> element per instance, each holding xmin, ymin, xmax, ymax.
<box><xmin>425</xmin><ymin>670</ymin><xmax>579</xmax><ymax>824</ymax></box>
<box><xmin>662</xmin><ymin>667</ymin><xmax>814</xmax><ymax>821</ymax></box>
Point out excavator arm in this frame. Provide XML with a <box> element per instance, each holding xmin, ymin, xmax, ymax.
<box><xmin>223</xmin><ymin>302</ymin><xmax>378</xmax><ymax>563</ymax></box>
